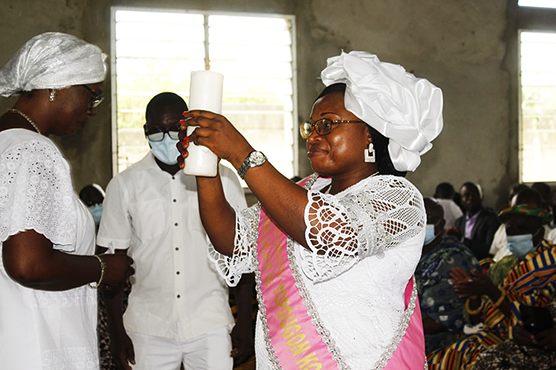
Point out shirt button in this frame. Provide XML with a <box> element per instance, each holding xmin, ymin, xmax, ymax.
<box><xmin>177</xmin><ymin>294</ymin><xmax>181</xmax><ymax>298</ymax></box>
<box><xmin>173</xmin><ymin>199</ymin><xmax>177</xmax><ymax>203</ymax></box>
<box><xmin>174</xmin><ymin>223</ymin><xmax>178</xmax><ymax>226</ymax></box>
<box><xmin>172</xmin><ymin>176</ymin><xmax>175</xmax><ymax>180</ymax></box>
<box><xmin>175</xmin><ymin>247</ymin><xmax>179</xmax><ymax>251</ymax></box>
<box><xmin>176</xmin><ymin>271</ymin><xmax>180</xmax><ymax>275</ymax></box>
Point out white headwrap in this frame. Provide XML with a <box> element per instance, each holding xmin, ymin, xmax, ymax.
<box><xmin>321</xmin><ymin>51</ymin><xmax>443</xmax><ymax>172</ymax></box>
<box><xmin>0</xmin><ymin>32</ymin><xmax>107</xmax><ymax>97</ymax></box>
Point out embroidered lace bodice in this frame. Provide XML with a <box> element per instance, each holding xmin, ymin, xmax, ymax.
<box><xmin>209</xmin><ymin>173</ymin><xmax>426</xmax><ymax>369</ymax></box>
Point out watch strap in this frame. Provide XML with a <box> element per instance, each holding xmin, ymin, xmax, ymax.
<box><xmin>238</xmin><ymin>150</ymin><xmax>265</xmax><ymax>179</ymax></box>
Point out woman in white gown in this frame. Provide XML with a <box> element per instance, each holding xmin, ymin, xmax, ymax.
<box><xmin>178</xmin><ymin>51</ymin><xmax>443</xmax><ymax>369</ymax></box>
<box><xmin>0</xmin><ymin>32</ymin><xmax>134</xmax><ymax>369</ymax></box>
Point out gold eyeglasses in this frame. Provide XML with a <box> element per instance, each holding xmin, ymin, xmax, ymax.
<box><xmin>82</xmin><ymin>85</ymin><xmax>105</xmax><ymax>109</ymax></box>
<box><xmin>300</xmin><ymin>118</ymin><xmax>365</xmax><ymax>139</ymax></box>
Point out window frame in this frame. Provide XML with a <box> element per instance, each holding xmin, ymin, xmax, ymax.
<box><xmin>109</xmin><ymin>6</ymin><xmax>298</xmax><ymax>179</ymax></box>
<box><xmin>515</xmin><ymin>4</ymin><xmax>556</xmax><ymax>183</ymax></box>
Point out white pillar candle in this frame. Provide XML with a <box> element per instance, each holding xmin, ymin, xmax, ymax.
<box><xmin>183</xmin><ymin>70</ymin><xmax>224</xmax><ymax>177</ymax></box>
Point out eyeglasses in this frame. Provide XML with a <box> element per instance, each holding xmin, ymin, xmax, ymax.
<box><xmin>81</xmin><ymin>85</ymin><xmax>105</xmax><ymax>109</ymax></box>
<box><xmin>143</xmin><ymin>124</ymin><xmax>180</xmax><ymax>142</ymax></box>
<box><xmin>299</xmin><ymin>118</ymin><xmax>365</xmax><ymax>139</ymax></box>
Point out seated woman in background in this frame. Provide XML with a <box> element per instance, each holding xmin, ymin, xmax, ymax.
<box><xmin>179</xmin><ymin>51</ymin><xmax>443</xmax><ymax>369</ymax></box>
<box><xmin>470</xmin><ymin>291</ymin><xmax>556</xmax><ymax>370</ymax></box>
<box><xmin>427</xmin><ymin>190</ymin><xmax>556</xmax><ymax>370</ymax></box>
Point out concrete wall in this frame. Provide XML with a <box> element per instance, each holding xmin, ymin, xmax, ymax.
<box><xmin>0</xmin><ymin>0</ymin><xmax>526</xmax><ymax>208</ymax></box>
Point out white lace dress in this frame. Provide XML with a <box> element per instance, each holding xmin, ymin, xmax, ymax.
<box><xmin>209</xmin><ymin>173</ymin><xmax>426</xmax><ymax>369</ymax></box>
<box><xmin>0</xmin><ymin>129</ymin><xmax>98</xmax><ymax>370</ymax></box>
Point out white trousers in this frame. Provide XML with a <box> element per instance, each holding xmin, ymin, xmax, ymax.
<box><xmin>129</xmin><ymin>324</ymin><xmax>233</xmax><ymax>370</ymax></box>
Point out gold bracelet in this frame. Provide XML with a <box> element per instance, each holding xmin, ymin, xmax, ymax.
<box><xmin>491</xmin><ymin>290</ymin><xmax>506</xmax><ymax>308</ymax></box>
<box><xmin>89</xmin><ymin>254</ymin><xmax>106</xmax><ymax>289</ymax></box>
<box><xmin>465</xmin><ymin>298</ymin><xmax>483</xmax><ymax>315</ymax></box>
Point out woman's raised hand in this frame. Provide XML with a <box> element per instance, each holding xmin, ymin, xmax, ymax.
<box><xmin>178</xmin><ymin>110</ymin><xmax>253</xmax><ymax>170</ymax></box>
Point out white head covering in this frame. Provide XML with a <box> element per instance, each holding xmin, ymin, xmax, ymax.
<box><xmin>320</xmin><ymin>51</ymin><xmax>443</xmax><ymax>172</ymax></box>
<box><xmin>0</xmin><ymin>32</ymin><xmax>107</xmax><ymax>97</ymax></box>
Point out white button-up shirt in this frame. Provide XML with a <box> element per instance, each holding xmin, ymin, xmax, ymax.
<box><xmin>97</xmin><ymin>153</ymin><xmax>247</xmax><ymax>340</ymax></box>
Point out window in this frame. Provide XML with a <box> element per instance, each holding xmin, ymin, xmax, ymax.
<box><xmin>519</xmin><ymin>32</ymin><xmax>556</xmax><ymax>182</ymax></box>
<box><xmin>111</xmin><ymin>8</ymin><xmax>297</xmax><ymax>179</ymax></box>
<box><xmin>518</xmin><ymin>0</ymin><xmax>556</xmax><ymax>9</ymax></box>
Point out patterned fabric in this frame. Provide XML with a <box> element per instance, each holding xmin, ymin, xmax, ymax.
<box><xmin>486</xmin><ymin>254</ymin><xmax>518</xmax><ymax>287</ymax></box>
<box><xmin>415</xmin><ymin>236</ymin><xmax>481</xmax><ymax>353</ymax></box>
<box><xmin>427</xmin><ymin>240</ymin><xmax>556</xmax><ymax>369</ymax></box>
<box><xmin>0</xmin><ymin>133</ymin><xmax>77</xmax><ymax>249</ymax></box>
<box><xmin>0</xmin><ymin>130</ymin><xmax>98</xmax><ymax>369</ymax></box>
<box><xmin>209</xmin><ymin>173</ymin><xmax>427</xmax><ymax>369</ymax></box>
<box><xmin>98</xmin><ymin>280</ymin><xmax>131</xmax><ymax>370</ymax></box>
<box><xmin>498</xmin><ymin>205</ymin><xmax>553</xmax><ymax>225</ymax></box>
<box><xmin>470</xmin><ymin>292</ymin><xmax>556</xmax><ymax>370</ymax></box>
<box><xmin>303</xmin><ymin>174</ymin><xmax>424</xmax><ymax>282</ymax></box>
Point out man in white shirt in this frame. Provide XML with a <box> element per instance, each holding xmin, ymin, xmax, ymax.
<box><xmin>433</xmin><ymin>182</ymin><xmax>464</xmax><ymax>230</ymax></box>
<box><xmin>98</xmin><ymin>92</ymin><xmax>251</xmax><ymax>370</ymax></box>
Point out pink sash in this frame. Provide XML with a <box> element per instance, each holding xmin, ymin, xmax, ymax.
<box><xmin>383</xmin><ymin>277</ymin><xmax>426</xmax><ymax>369</ymax></box>
<box><xmin>257</xmin><ymin>207</ymin><xmax>339</xmax><ymax>369</ymax></box>
<box><xmin>256</xmin><ymin>175</ymin><xmax>426</xmax><ymax>369</ymax></box>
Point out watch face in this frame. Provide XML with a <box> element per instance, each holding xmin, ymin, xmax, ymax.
<box><xmin>251</xmin><ymin>151</ymin><xmax>266</xmax><ymax>165</ymax></box>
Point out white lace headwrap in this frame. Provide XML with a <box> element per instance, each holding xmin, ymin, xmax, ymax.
<box><xmin>0</xmin><ymin>32</ymin><xmax>107</xmax><ymax>97</ymax></box>
<box><xmin>321</xmin><ymin>51</ymin><xmax>443</xmax><ymax>172</ymax></box>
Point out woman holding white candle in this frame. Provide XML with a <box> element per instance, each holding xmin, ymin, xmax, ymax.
<box><xmin>178</xmin><ymin>51</ymin><xmax>443</xmax><ymax>369</ymax></box>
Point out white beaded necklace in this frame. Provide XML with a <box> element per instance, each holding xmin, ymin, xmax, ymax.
<box><xmin>6</xmin><ymin>108</ymin><xmax>42</xmax><ymax>135</ymax></box>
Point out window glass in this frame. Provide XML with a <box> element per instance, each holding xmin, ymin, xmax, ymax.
<box><xmin>112</xmin><ymin>9</ymin><xmax>297</xmax><ymax>179</ymax></box>
<box><xmin>519</xmin><ymin>31</ymin><xmax>556</xmax><ymax>182</ymax></box>
<box><xmin>518</xmin><ymin>0</ymin><xmax>556</xmax><ymax>8</ymax></box>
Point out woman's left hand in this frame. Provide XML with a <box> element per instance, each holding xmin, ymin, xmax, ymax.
<box><xmin>178</xmin><ymin>110</ymin><xmax>253</xmax><ymax>169</ymax></box>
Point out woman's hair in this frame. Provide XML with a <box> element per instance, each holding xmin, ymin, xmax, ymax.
<box><xmin>315</xmin><ymin>83</ymin><xmax>407</xmax><ymax>177</ymax></box>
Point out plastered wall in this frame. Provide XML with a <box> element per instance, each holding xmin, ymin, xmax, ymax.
<box><xmin>0</xmin><ymin>0</ymin><xmax>522</xmax><ymax>208</ymax></box>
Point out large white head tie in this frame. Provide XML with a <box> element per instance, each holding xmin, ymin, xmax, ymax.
<box><xmin>0</xmin><ymin>32</ymin><xmax>107</xmax><ymax>97</ymax></box>
<box><xmin>321</xmin><ymin>51</ymin><xmax>443</xmax><ymax>172</ymax></box>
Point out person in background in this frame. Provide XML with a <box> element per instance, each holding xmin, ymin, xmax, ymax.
<box><xmin>434</xmin><ymin>182</ymin><xmax>464</xmax><ymax>230</ymax></box>
<box><xmin>470</xmin><ymin>291</ymin><xmax>556</xmax><ymax>370</ymax></box>
<box><xmin>489</xmin><ymin>184</ymin><xmax>546</xmax><ymax>263</ymax></box>
<box><xmin>79</xmin><ymin>183</ymin><xmax>106</xmax><ymax>231</ymax></box>
<box><xmin>427</xmin><ymin>189</ymin><xmax>556</xmax><ymax>369</ymax></box>
<box><xmin>549</xmin><ymin>189</ymin><xmax>556</xmax><ymax>229</ymax></box>
<box><xmin>98</xmin><ymin>92</ymin><xmax>252</xmax><ymax>370</ymax></box>
<box><xmin>454</xmin><ymin>182</ymin><xmax>500</xmax><ymax>261</ymax></box>
<box><xmin>0</xmin><ymin>32</ymin><xmax>133</xmax><ymax>369</ymax></box>
<box><xmin>179</xmin><ymin>51</ymin><xmax>443</xmax><ymax>369</ymax></box>
<box><xmin>531</xmin><ymin>182</ymin><xmax>551</xmax><ymax>206</ymax></box>
<box><xmin>79</xmin><ymin>182</ymin><xmax>133</xmax><ymax>370</ymax></box>
<box><xmin>416</xmin><ymin>198</ymin><xmax>481</xmax><ymax>354</ymax></box>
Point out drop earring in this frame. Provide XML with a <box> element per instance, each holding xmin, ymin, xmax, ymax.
<box><xmin>365</xmin><ymin>143</ymin><xmax>376</xmax><ymax>163</ymax></box>
<box><xmin>49</xmin><ymin>89</ymin><xmax>56</xmax><ymax>102</ymax></box>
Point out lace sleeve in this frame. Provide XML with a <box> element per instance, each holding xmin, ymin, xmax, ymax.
<box><xmin>208</xmin><ymin>203</ymin><xmax>260</xmax><ymax>287</ymax></box>
<box><xmin>302</xmin><ymin>176</ymin><xmax>425</xmax><ymax>281</ymax></box>
<box><xmin>0</xmin><ymin>138</ymin><xmax>77</xmax><ymax>251</ymax></box>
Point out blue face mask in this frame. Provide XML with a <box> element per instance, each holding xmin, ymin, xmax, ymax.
<box><xmin>149</xmin><ymin>134</ymin><xmax>180</xmax><ymax>165</ymax></box>
<box><xmin>424</xmin><ymin>224</ymin><xmax>436</xmax><ymax>245</ymax></box>
<box><xmin>507</xmin><ymin>234</ymin><xmax>536</xmax><ymax>258</ymax></box>
<box><xmin>88</xmin><ymin>204</ymin><xmax>103</xmax><ymax>227</ymax></box>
